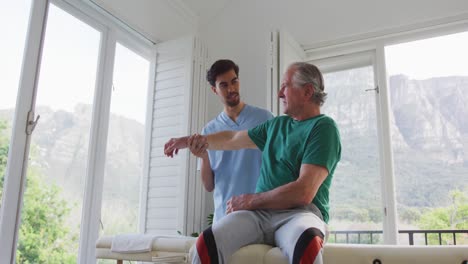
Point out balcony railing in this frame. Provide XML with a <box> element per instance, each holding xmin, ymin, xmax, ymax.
<box><xmin>329</xmin><ymin>230</ymin><xmax>468</xmax><ymax>245</ymax></box>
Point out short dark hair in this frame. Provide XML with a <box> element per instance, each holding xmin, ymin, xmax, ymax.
<box><xmin>206</xmin><ymin>59</ymin><xmax>239</xmax><ymax>87</ymax></box>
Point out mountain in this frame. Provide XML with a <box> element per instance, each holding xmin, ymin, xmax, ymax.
<box><xmin>323</xmin><ymin>71</ymin><xmax>468</xmax><ymax>212</ymax></box>
<box><xmin>390</xmin><ymin>75</ymin><xmax>467</xmax><ymax>161</ymax></box>
<box><xmin>0</xmin><ymin>104</ymin><xmax>144</xmax><ymax>203</ymax></box>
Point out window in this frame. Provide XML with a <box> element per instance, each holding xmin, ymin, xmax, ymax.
<box><xmin>0</xmin><ymin>1</ymin><xmax>155</xmax><ymax>262</ymax></box>
<box><xmin>100</xmin><ymin>43</ymin><xmax>150</xmax><ymax>236</ymax></box>
<box><xmin>302</xmin><ymin>25</ymin><xmax>468</xmax><ymax>245</ymax></box>
<box><xmin>386</xmin><ymin>32</ymin><xmax>468</xmax><ymax>245</ymax></box>
<box><xmin>17</xmin><ymin>4</ymin><xmax>101</xmax><ymax>262</ymax></box>
<box><xmin>321</xmin><ymin>64</ymin><xmax>384</xmax><ymax>244</ymax></box>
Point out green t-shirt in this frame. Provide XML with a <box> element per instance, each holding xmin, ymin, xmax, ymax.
<box><xmin>248</xmin><ymin>114</ymin><xmax>341</xmax><ymax>223</ymax></box>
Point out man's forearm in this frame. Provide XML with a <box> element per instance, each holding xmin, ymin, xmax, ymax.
<box><xmin>248</xmin><ymin>164</ymin><xmax>326</xmax><ymax>210</ymax></box>
<box><xmin>206</xmin><ymin>130</ymin><xmax>256</xmax><ymax>150</ymax></box>
<box><xmin>250</xmin><ymin>181</ymin><xmax>315</xmax><ymax>210</ymax></box>
<box><xmin>227</xmin><ymin>164</ymin><xmax>327</xmax><ymax>214</ymax></box>
<box><xmin>200</xmin><ymin>155</ymin><xmax>214</xmax><ymax>192</ymax></box>
<box><xmin>206</xmin><ymin>131</ymin><xmax>238</xmax><ymax>150</ymax></box>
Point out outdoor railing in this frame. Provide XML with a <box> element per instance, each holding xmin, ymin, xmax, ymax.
<box><xmin>329</xmin><ymin>230</ymin><xmax>468</xmax><ymax>245</ymax></box>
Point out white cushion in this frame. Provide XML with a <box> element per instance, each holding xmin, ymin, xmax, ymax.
<box><xmin>96</xmin><ymin>236</ymin><xmax>468</xmax><ymax>264</ymax></box>
<box><xmin>228</xmin><ymin>244</ymin><xmax>273</xmax><ymax>264</ymax></box>
<box><xmin>322</xmin><ymin>244</ymin><xmax>468</xmax><ymax>264</ymax></box>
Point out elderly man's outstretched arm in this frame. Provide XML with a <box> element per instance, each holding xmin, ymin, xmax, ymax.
<box><xmin>164</xmin><ymin>130</ymin><xmax>257</xmax><ymax>158</ymax></box>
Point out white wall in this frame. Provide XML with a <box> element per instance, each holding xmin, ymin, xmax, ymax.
<box><xmin>198</xmin><ymin>0</ymin><xmax>468</xmax><ymax>118</ymax></box>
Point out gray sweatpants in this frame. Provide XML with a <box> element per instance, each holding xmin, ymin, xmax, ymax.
<box><xmin>192</xmin><ymin>204</ymin><xmax>326</xmax><ymax>264</ymax></box>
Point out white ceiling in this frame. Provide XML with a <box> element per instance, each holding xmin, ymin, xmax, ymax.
<box><xmin>90</xmin><ymin>0</ymin><xmax>233</xmax><ymax>42</ymax></box>
<box><xmin>182</xmin><ymin>0</ymin><xmax>229</xmax><ymax>19</ymax></box>
<box><xmin>91</xmin><ymin>0</ymin><xmax>202</xmax><ymax>42</ymax></box>
<box><xmin>92</xmin><ymin>0</ymin><xmax>468</xmax><ymax>46</ymax></box>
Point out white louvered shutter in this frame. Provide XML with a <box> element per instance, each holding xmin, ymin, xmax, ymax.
<box><xmin>140</xmin><ymin>36</ymin><xmax>209</xmax><ymax>236</ymax></box>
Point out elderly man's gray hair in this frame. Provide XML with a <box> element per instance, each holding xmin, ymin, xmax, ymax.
<box><xmin>290</xmin><ymin>62</ymin><xmax>327</xmax><ymax>106</ymax></box>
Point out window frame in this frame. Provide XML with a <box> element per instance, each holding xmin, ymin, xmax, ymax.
<box><xmin>0</xmin><ymin>0</ymin><xmax>156</xmax><ymax>263</ymax></box>
<box><xmin>304</xmin><ymin>15</ymin><xmax>468</xmax><ymax>244</ymax></box>
<box><xmin>310</xmin><ymin>50</ymin><xmax>398</xmax><ymax>244</ymax></box>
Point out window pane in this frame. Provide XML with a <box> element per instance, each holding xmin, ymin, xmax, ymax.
<box><xmin>386</xmin><ymin>32</ymin><xmax>468</xmax><ymax>245</ymax></box>
<box><xmin>100</xmin><ymin>43</ymin><xmax>150</xmax><ymax>236</ymax></box>
<box><xmin>17</xmin><ymin>4</ymin><xmax>101</xmax><ymax>263</ymax></box>
<box><xmin>0</xmin><ymin>0</ymin><xmax>31</xmax><ymax>219</ymax></box>
<box><xmin>322</xmin><ymin>66</ymin><xmax>384</xmax><ymax>244</ymax></box>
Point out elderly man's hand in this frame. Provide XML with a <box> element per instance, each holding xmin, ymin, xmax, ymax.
<box><xmin>164</xmin><ymin>136</ymin><xmax>189</xmax><ymax>157</ymax></box>
<box><xmin>226</xmin><ymin>194</ymin><xmax>255</xmax><ymax>214</ymax></box>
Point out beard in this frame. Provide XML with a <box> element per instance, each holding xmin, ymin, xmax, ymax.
<box><xmin>226</xmin><ymin>93</ymin><xmax>240</xmax><ymax>107</ymax></box>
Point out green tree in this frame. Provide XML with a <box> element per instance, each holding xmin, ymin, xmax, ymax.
<box><xmin>418</xmin><ymin>189</ymin><xmax>468</xmax><ymax>245</ymax></box>
<box><xmin>0</xmin><ymin>119</ymin><xmax>78</xmax><ymax>263</ymax></box>
<box><xmin>418</xmin><ymin>190</ymin><xmax>468</xmax><ymax>230</ymax></box>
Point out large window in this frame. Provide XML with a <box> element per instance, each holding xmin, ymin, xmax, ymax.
<box><xmin>0</xmin><ymin>0</ymin><xmax>32</xmax><ymax>219</ymax></box>
<box><xmin>386</xmin><ymin>32</ymin><xmax>468</xmax><ymax>245</ymax></box>
<box><xmin>17</xmin><ymin>4</ymin><xmax>101</xmax><ymax>262</ymax></box>
<box><xmin>100</xmin><ymin>43</ymin><xmax>150</xmax><ymax>236</ymax></box>
<box><xmin>321</xmin><ymin>64</ymin><xmax>384</xmax><ymax>244</ymax></box>
<box><xmin>306</xmin><ymin>30</ymin><xmax>468</xmax><ymax>245</ymax></box>
<box><xmin>0</xmin><ymin>1</ymin><xmax>155</xmax><ymax>263</ymax></box>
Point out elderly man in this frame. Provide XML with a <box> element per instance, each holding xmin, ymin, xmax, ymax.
<box><xmin>165</xmin><ymin>62</ymin><xmax>341</xmax><ymax>264</ymax></box>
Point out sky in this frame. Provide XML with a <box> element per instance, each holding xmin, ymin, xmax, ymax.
<box><xmin>385</xmin><ymin>32</ymin><xmax>468</xmax><ymax>79</ymax></box>
<box><xmin>0</xmin><ymin>1</ymin><xmax>150</xmax><ymax>124</ymax></box>
<box><xmin>1</xmin><ymin>1</ymin><xmax>468</xmax><ymax>124</ymax></box>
